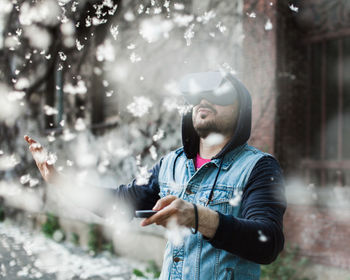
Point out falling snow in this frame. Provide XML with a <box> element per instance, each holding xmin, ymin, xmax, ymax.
<box><xmin>216</xmin><ymin>21</ymin><xmax>227</xmax><ymax>33</ymax></box>
<box><xmin>126</xmin><ymin>96</ymin><xmax>153</xmax><ymax>117</ymax></box>
<box><xmin>247</xmin><ymin>12</ymin><xmax>256</xmax><ymax>18</ymax></box>
<box><xmin>76</xmin><ymin>39</ymin><xmax>84</xmax><ymax>51</ymax></box>
<box><xmin>129</xmin><ymin>52</ymin><xmax>141</xmax><ymax>63</ymax></box>
<box><xmin>229</xmin><ymin>190</ymin><xmax>243</xmax><ymax>207</ymax></box>
<box><xmin>110</xmin><ymin>24</ymin><xmax>119</xmax><ymax>40</ymax></box>
<box><xmin>265</xmin><ymin>19</ymin><xmax>273</xmax><ymax>31</ymax></box>
<box><xmin>153</xmin><ymin>129</ymin><xmax>165</xmax><ymax>142</ymax></box>
<box><xmin>289</xmin><ymin>4</ymin><xmax>299</xmax><ymax>12</ymax></box>
<box><xmin>135</xmin><ymin>165</ymin><xmax>152</xmax><ymax>185</ymax></box>
<box><xmin>165</xmin><ymin>218</ymin><xmax>191</xmax><ymax>246</ymax></box>
<box><xmin>44</xmin><ymin>105</ymin><xmax>58</xmax><ymax>116</ymax></box>
<box><xmin>258</xmin><ymin>230</ymin><xmax>268</xmax><ymax>242</ymax></box>
<box><xmin>139</xmin><ymin>17</ymin><xmax>173</xmax><ymax>43</ymax></box>
<box><xmin>96</xmin><ymin>40</ymin><xmax>115</xmax><ymax>62</ymax></box>
<box><xmin>204</xmin><ymin>133</ymin><xmax>225</xmax><ymax>147</ymax></box>
<box><xmin>184</xmin><ymin>24</ymin><xmax>195</xmax><ymax>46</ymax></box>
<box><xmin>63</xmin><ymin>80</ymin><xmax>87</xmax><ymax>95</ymax></box>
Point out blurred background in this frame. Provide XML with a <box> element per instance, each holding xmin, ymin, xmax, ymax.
<box><xmin>0</xmin><ymin>0</ymin><xmax>350</xmax><ymax>279</ymax></box>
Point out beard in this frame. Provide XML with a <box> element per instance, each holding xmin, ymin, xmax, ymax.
<box><xmin>193</xmin><ymin>119</ymin><xmax>221</xmax><ymax>138</ymax></box>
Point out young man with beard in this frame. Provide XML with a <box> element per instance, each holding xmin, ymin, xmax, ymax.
<box><xmin>25</xmin><ymin>71</ymin><xmax>286</xmax><ymax>280</ymax></box>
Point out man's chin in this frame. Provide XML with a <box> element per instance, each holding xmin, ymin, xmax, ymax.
<box><xmin>193</xmin><ymin>125</ymin><xmax>218</xmax><ymax>139</ymax></box>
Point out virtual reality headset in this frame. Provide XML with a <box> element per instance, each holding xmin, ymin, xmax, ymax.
<box><xmin>179</xmin><ymin>71</ymin><xmax>238</xmax><ymax>106</ymax></box>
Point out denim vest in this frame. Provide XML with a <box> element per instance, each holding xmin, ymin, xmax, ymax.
<box><xmin>158</xmin><ymin>143</ymin><xmax>267</xmax><ymax>280</ymax></box>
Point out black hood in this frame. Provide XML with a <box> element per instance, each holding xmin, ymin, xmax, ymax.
<box><xmin>181</xmin><ymin>72</ymin><xmax>252</xmax><ymax>159</ymax></box>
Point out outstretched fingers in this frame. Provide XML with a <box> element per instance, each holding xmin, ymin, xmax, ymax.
<box><xmin>24</xmin><ymin>135</ymin><xmax>43</xmax><ymax>153</ymax></box>
<box><xmin>141</xmin><ymin>205</ymin><xmax>176</xmax><ymax>227</ymax></box>
<box><xmin>24</xmin><ymin>135</ymin><xmax>36</xmax><ymax>145</ymax></box>
<box><xmin>152</xmin><ymin>195</ymin><xmax>178</xmax><ymax>211</ymax></box>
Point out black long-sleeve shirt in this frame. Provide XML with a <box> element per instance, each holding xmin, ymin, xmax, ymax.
<box><xmin>113</xmin><ymin>155</ymin><xmax>286</xmax><ymax>265</ymax></box>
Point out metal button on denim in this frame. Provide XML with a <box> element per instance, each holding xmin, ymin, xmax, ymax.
<box><xmin>185</xmin><ymin>189</ymin><xmax>193</xmax><ymax>195</ymax></box>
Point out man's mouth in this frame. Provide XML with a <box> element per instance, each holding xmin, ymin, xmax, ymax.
<box><xmin>198</xmin><ymin>108</ymin><xmax>213</xmax><ymax>114</ymax></box>
<box><xmin>197</xmin><ymin>105</ymin><xmax>216</xmax><ymax>114</ymax></box>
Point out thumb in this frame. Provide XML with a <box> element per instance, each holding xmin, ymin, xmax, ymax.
<box><xmin>153</xmin><ymin>195</ymin><xmax>177</xmax><ymax>211</ymax></box>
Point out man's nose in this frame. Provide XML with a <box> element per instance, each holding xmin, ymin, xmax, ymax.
<box><xmin>198</xmin><ymin>98</ymin><xmax>213</xmax><ymax>106</ymax></box>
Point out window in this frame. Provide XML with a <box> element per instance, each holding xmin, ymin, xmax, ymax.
<box><xmin>303</xmin><ymin>37</ymin><xmax>350</xmax><ymax>187</ymax></box>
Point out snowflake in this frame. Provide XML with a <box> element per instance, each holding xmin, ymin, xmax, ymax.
<box><xmin>47</xmin><ymin>134</ymin><xmax>56</xmax><ymax>142</ymax></box>
<box><xmin>14</xmin><ymin>77</ymin><xmax>29</xmax><ymax>90</ymax></box>
<box><xmin>197</xmin><ymin>10</ymin><xmax>216</xmax><ymax>24</ymax></box>
<box><xmin>165</xmin><ymin>217</ymin><xmax>191</xmax><ymax>246</ymax></box>
<box><xmin>173</xmin><ymin>14</ymin><xmax>194</xmax><ymax>27</ymax></box>
<box><xmin>1</xmin><ymin>0</ymin><xmax>12</xmax><ymax>13</ymax></box>
<box><xmin>164</xmin><ymin>80</ymin><xmax>181</xmax><ymax>96</ymax></box>
<box><xmin>61</xmin><ymin>129</ymin><xmax>76</xmax><ymax>142</ymax></box>
<box><xmin>92</xmin><ymin>17</ymin><xmax>107</xmax><ymax>26</ymax></box>
<box><xmin>124</xmin><ymin>10</ymin><xmax>135</xmax><ymax>22</ymax></box>
<box><xmin>106</xmin><ymin>90</ymin><xmax>113</xmax><ymax>97</ymax></box>
<box><xmin>258</xmin><ymin>230</ymin><xmax>268</xmax><ymax>242</ymax></box>
<box><xmin>247</xmin><ymin>12</ymin><xmax>256</xmax><ymax>18</ymax></box>
<box><xmin>60</xmin><ymin>21</ymin><xmax>75</xmax><ymax>37</ymax></box>
<box><xmin>102</xmin><ymin>0</ymin><xmax>114</xmax><ymax>8</ymax></box>
<box><xmin>138</xmin><ymin>4</ymin><xmax>144</xmax><ymax>14</ymax></box>
<box><xmin>289</xmin><ymin>4</ymin><xmax>299</xmax><ymax>12</ymax></box>
<box><xmin>20</xmin><ymin>174</ymin><xmax>31</xmax><ymax>185</ymax></box>
<box><xmin>216</xmin><ymin>21</ymin><xmax>226</xmax><ymax>33</ymax></box>
<box><xmin>58</xmin><ymin>51</ymin><xmax>67</xmax><ymax>61</ymax></box>
<box><xmin>85</xmin><ymin>16</ymin><xmax>92</xmax><ymax>27</ymax></box>
<box><xmin>163</xmin><ymin>0</ymin><xmax>170</xmax><ymax>9</ymax></box>
<box><xmin>64</xmin><ymin>80</ymin><xmax>87</xmax><ymax>95</ymax></box>
<box><xmin>96</xmin><ymin>40</ymin><xmax>115</xmax><ymax>62</ymax></box>
<box><xmin>127</xmin><ymin>96</ymin><xmax>153</xmax><ymax>117</ymax></box>
<box><xmin>47</xmin><ymin>152</ymin><xmax>57</xmax><ymax>165</ymax></box>
<box><xmin>229</xmin><ymin>190</ymin><xmax>242</xmax><ymax>207</ymax></box>
<box><xmin>174</xmin><ymin>3</ymin><xmax>185</xmax><ymax>10</ymax></box>
<box><xmin>108</xmin><ymin>4</ymin><xmax>118</xmax><ymax>15</ymax></box>
<box><xmin>149</xmin><ymin>145</ymin><xmax>157</xmax><ymax>160</ymax></box>
<box><xmin>110</xmin><ymin>24</ymin><xmax>119</xmax><ymax>40</ymax></box>
<box><xmin>153</xmin><ymin>7</ymin><xmax>162</xmax><ymax>14</ymax></box>
<box><xmin>29</xmin><ymin>178</ymin><xmax>39</xmax><ymax>187</ymax></box>
<box><xmin>204</xmin><ymin>133</ymin><xmax>225</xmax><ymax>147</ymax></box>
<box><xmin>16</xmin><ymin>28</ymin><xmax>22</xmax><ymax>36</ymax></box>
<box><xmin>74</xmin><ymin>118</ymin><xmax>86</xmax><ymax>131</ymax></box>
<box><xmin>135</xmin><ymin>165</ymin><xmax>151</xmax><ymax>185</ymax></box>
<box><xmin>139</xmin><ymin>17</ymin><xmax>174</xmax><ymax>43</ymax></box>
<box><xmin>129</xmin><ymin>52</ymin><xmax>141</xmax><ymax>63</ymax></box>
<box><xmin>44</xmin><ymin>105</ymin><xmax>58</xmax><ymax>116</ymax></box>
<box><xmin>71</xmin><ymin>1</ymin><xmax>78</xmax><ymax>12</ymax></box>
<box><xmin>76</xmin><ymin>39</ymin><xmax>84</xmax><ymax>50</ymax></box>
<box><xmin>184</xmin><ymin>24</ymin><xmax>195</xmax><ymax>46</ymax></box>
<box><xmin>265</xmin><ymin>19</ymin><xmax>273</xmax><ymax>31</ymax></box>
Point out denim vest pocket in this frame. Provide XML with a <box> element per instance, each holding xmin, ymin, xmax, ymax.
<box><xmin>197</xmin><ymin>186</ymin><xmax>233</xmax><ymax>214</ymax></box>
<box><xmin>159</xmin><ymin>182</ymin><xmax>184</xmax><ymax>198</ymax></box>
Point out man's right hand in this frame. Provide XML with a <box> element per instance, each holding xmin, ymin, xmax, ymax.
<box><xmin>24</xmin><ymin>135</ymin><xmax>58</xmax><ymax>184</ymax></box>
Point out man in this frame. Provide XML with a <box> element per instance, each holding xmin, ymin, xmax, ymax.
<box><xmin>25</xmin><ymin>71</ymin><xmax>286</xmax><ymax>280</ymax></box>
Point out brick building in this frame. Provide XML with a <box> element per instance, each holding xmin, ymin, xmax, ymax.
<box><xmin>242</xmin><ymin>0</ymin><xmax>350</xmax><ymax>275</ymax></box>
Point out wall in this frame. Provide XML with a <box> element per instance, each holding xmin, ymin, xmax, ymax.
<box><xmin>242</xmin><ymin>0</ymin><xmax>278</xmax><ymax>154</ymax></box>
